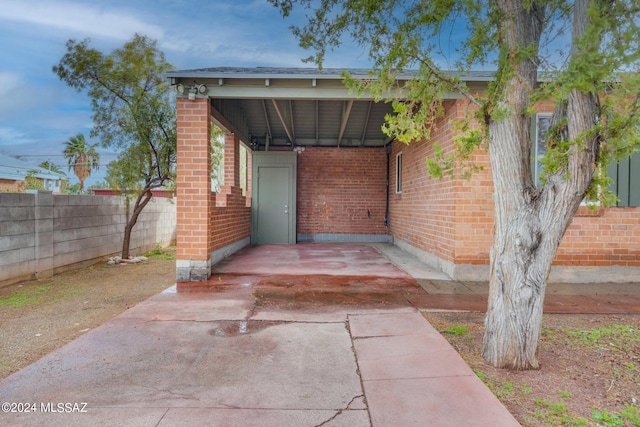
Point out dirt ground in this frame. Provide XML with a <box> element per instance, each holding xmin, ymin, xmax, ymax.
<box><xmin>1</xmin><ymin>251</ymin><xmax>639</xmax><ymax>426</ymax></box>
<box><xmin>424</xmin><ymin>311</ymin><xmax>640</xmax><ymax>427</ymax></box>
<box><xmin>0</xmin><ymin>249</ymin><xmax>176</xmax><ymax>380</ymax></box>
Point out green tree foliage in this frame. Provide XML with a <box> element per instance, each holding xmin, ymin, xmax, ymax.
<box><xmin>88</xmin><ymin>180</ymin><xmax>110</xmax><ymax>190</ymax></box>
<box><xmin>271</xmin><ymin>0</ymin><xmax>640</xmax><ymax>369</ymax></box>
<box><xmin>39</xmin><ymin>160</ymin><xmax>65</xmax><ymax>176</ymax></box>
<box><xmin>54</xmin><ymin>34</ymin><xmax>176</xmax><ymax>258</ymax></box>
<box><xmin>211</xmin><ymin>123</ymin><xmax>225</xmax><ymax>192</ymax></box>
<box><xmin>63</xmin><ymin>183</ymin><xmax>81</xmax><ymax>195</ymax></box>
<box><xmin>24</xmin><ymin>170</ymin><xmax>45</xmax><ymax>191</ymax></box>
<box><xmin>62</xmin><ymin>133</ymin><xmax>99</xmax><ymax>193</ymax></box>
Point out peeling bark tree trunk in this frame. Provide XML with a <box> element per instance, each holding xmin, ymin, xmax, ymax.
<box><xmin>481</xmin><ymin>0</ymin><xmax>599</xmax><ymax>369</ymax></box>
<box><xmin>121</xmin><ymin>187</ymin><xmax>153</xmax><ymax>259</ymax></box>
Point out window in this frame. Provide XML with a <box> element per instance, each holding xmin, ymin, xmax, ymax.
<box><xmin>608</xmin><ymin>152</ymin><xmax>640</xmax><ymax>207</ymax></box>
<box><xmin>239</xmin><ymin>144</ymin><xmax>248</xmax><ymax>196</ymax></box>
<box><xmin>396</xmin><ymin>152</ymin><xmax>403</xmax><ymax>193</ymax></box>
<box><xmin>534</xmin><ymin>113</ymin><xmax>640</xmax><ymax>207</ymax></box>
<box><xmin>534</xmin><ymin>113</ymin><xmax>552</xmax><ymax>186</ymax></box>
<box><xmin>533</xmin><ymin>113</ymin><xmax>592</xmax><ymax>206</ymax></box>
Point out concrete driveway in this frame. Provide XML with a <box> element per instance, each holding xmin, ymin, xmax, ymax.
<box><xmin>0</xmin><ymin>243</ymin><xmax>519</xmax><ymax>426</ymax></box>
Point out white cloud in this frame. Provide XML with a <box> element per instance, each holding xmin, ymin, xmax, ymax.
<box><xmin>0</xmin><ymin>72</ymin><xmax>45</xmax><ymax>116</ymax></box>
<box><xmin>0</xmin><ymin>0</ymin><xmax>165</xmax><ymax>42</ymax></box>
<box><xmin>0</xmin><ymin>127</ymin><xmax>25</xmax><ymax>143</ymax></box>
<box><xmin>0</xmin><ymin>72</ymin><xmax>23</xmax><ymax>98</ymax></box>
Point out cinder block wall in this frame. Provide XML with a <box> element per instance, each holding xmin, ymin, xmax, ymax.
<box><xmin>0</xmin><ymin>193</ymin><xmax>38</xmax><ymax>286</ymax></box>
<box><xmin>296</xmin><ymin>147</ymin><xmax>387</xmax><ymax>239</ymax></box>
<box><xmin>0</xmin><ymin>192</ymin><xmax>176</xmax><ymax>287</ymax></box>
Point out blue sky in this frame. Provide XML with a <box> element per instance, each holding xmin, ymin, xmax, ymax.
<box><xmin>0</xmin><ymin>0</ymin><xmax>372</xmax><ymax>187</ymax></box>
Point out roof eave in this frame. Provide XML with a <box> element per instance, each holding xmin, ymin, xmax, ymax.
<box><xmin>166</xmin><ymin>67</ymin><xmax>496</xmax><ymax>83</ymax></box>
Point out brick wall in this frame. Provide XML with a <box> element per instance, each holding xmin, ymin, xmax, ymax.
<box><xmin>175</xmin><ymin>100</ymin><xmax>252</xmax><ymax>282</ymax></box>
<box><xmin>556</xmin><ymin>207</ymin><xmax>640</xmax><ymax>267</ymax></box>
<box><xmin>296</xmin><ymin>147</ymin><xmax>387</xmax><ymax>237</ymax></box>
<box><xmin>389</xmin><ymin>98</ymin><xmax>640</xmax><ymax>279</ymax></box>
<box><xmin>176</xmin><ymin>98</ymin><xmax>212</xmax><ymax>261</ymax></box>
<box><xmin>0</xmin><ymin>179</ymin><xmax>24</xmax><ymax>193</ymax></box>
<box><xmin>214</xmin><ymin>133</ymin><xmax>251</xmax><ymax>251</ymax></box>
<box><xmin>452</xmin><ymin>149</ymin><xmax>494</xmax><ymax>265</ymax></box>
<box><xmin>211</xmin><ymin>187</ymin><xmax>251</xmax><ymax>251</ymax></box>
<box><xmin>388</xmin><ymin>100</ymin><xmax>460</xmax><ymax>262</ymax></box>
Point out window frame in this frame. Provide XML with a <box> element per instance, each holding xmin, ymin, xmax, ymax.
<box><xmin>534</xmin><ymin>112</ymin><xmax>552</xmax><ymax>187</ymax></box>
<box><xmin>395</xmin><ymin>152</ymin><xmax>403</xmax><ymax>194</ymax></box>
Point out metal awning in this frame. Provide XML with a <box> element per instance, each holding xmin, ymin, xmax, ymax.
<box><xmin>166</xmin><ymin>67</ymin><xmax>493</xmax><ymax>150</ymax></box>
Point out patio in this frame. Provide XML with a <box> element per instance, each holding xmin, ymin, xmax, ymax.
<box><xmin>2</xmin><ymin>243</ymin><xmax>638</xmax><ymax>426</ymax></box>
<box><xmin>0</xmin><ymin>243</ymin><xmax>519</xmax><ymax>427</ymax></box>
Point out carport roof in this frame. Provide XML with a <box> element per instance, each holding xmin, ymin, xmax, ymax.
<box><xmin>166</xmin><ymin>67</ymin><xmax>493</xmax><ymax>149</ymax></box>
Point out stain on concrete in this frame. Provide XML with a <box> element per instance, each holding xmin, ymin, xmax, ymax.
<box><xmin>207</xmin><ymin>320</ymin><xmax>281</xmax><ymax>337</ymax></box>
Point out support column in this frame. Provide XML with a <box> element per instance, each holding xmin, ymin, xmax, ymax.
<box><xmin>175</xmin><ymin>98</ymin><xmax>213</xmax><ymax>282</ymax></box>
<box><xmin>245</xmin><ymin>149</ymin><xmax>252</xmax><ymax>206</ymax></box>
<box><xmin>221</xmin><ymin>133</ymin><xmax>240</xmax><ymax>192</ymax></box>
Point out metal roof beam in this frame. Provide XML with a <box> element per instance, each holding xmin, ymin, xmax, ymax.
<box><xmin>261</xmin><ymin>100</ymin><xmax>273</xmax><ymax>138</ymax></box>
<box><xmin>261</xmin><ymin>100</ymin><xmax>273</xmax><ymax>151</ymax></box>
<box><xmin>250</xmin><ymin>137</ymin><xmax>388</xmax><ymax>147</ymax></box>
<box><xmin>195</xmin><ymin>86</ymin><xmax>431</xmax><ymax>100</ymax></box>
<box><xmin>271</xmin><ymin>99</ymin><xmax>295</xmax><ymax>144</ymax></box>
<box><xmin>209</xmin><ymin>102</ymin><xmax>251</xmax><ymax>146</ymax></box>
<box><xmin>288</xmin><ymin>100</ymin><xmax>296</xmax><ymax>143</ymax></box>
<box><xmin>360</xmin><ymin>101</ymin><xmax>372</xmax><ymax>146</ymax></box>
<box><xmin>337</xmin><ymin>100</ymin><xmax>354</xmax><ymax>147</ymax></box>
<box><xmin>315</xmin><ymin>100</ymin><xmax>319</xmax><ymax>146</ymax></box>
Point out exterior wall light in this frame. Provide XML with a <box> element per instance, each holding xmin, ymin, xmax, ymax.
<box><xmin>176</xmin><ymin>83</ymin><xmax>207</xmax><ymax>100</ymax></box>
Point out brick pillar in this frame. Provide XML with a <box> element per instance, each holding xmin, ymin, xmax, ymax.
<box><xmin>222</xmin><ymin>133</ymin><xmax>240</xmax><ymax>192</ymax></box>
<box><xmin>245</xmin><ymin>149</ymin><xmax>252</xmax><ymax>206</ymax></box>
<box><xmin>175</xmin><ymin>98</ymin><xmax>213</xmax><ymax>282</ymax></box>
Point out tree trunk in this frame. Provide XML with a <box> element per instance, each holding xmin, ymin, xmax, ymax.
<box><xmin>481</xmin><ymin>0</ymin><xmax>599</xmax><ymax>369</ymax></box>
<box><xmin>121</xmin><ymin>187</ymin><xmax>153</xmax><ymax>259</ymax></box>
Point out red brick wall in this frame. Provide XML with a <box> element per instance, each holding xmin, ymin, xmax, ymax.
<box><xmin>177</xmin><ymin>100</ymin><xmax>251</xmax><ymax>263</ymax></box>
<box><xmin>389</xmin><ymin>98</ymin><xmax>640</xmax><ymax>269</ymax></box>
<box><xmin>213</xmin><ymin>133</ymin><xmax>251</xmax><ymax>250</ymax></box>
<box><xmin>176</xmin><ymin>98</ymin><xmax>212</xmax><ymax>261</ymax></box>
<box><xmin>452</xmin><ymin>149</ymin><xmax>494</xmax><ymax>265</ymax></box>
<box><xmin>210</xmin><ymin>186</ymin><xmax>251</xmax><ymax>251</ymax></box>
<box><xmin>296</xmin><ymin>147</ymin><xmax>387</xmax><ymax>236</ymax></box>
<box><xmin>388</xmin><ymin>100</ymin><xmax>461</xmax><ymax>262</ymax></box>
<box><xmin>0</xmin><ymin>179</ymin><xmax>24</xmax><ymax>192</ymax></box>
<box><xmin>556</xmin><ymin>207</ymin><xmax>640</xmax><ymax>267</ymax></box>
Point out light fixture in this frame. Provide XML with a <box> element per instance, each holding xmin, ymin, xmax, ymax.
<box><xmin>176</xmin><ymin>83</ymin><xmax>208</xmax><ymax>100</ymax></box>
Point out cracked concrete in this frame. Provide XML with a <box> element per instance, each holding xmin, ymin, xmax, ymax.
<box><xmin>314</xmin><ymin>394</ymin><xmax>367</xmax><ymax>427</ymax></box>
<box><xmin>0</xmin><ymin>244</ymin><xmax>518</xmax><ymax>426</ymax></box>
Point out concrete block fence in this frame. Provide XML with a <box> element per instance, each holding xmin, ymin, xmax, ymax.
<box><xmin>0</xmin><ymin>191</ymin><xmax>176</xmax><ymax>287</ymax></box>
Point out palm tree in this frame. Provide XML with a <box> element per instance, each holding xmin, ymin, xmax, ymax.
<box><xmin>63</xmin><ymin>133</ymin><xmax>100</xmax><ymax>193</ymax></box>
<box><xmin>39</xmin><ymin>160</ymin><xmax>65</xmax><ymax>175</ymax></box>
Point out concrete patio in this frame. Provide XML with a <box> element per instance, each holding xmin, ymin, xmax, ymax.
<box><xmin>1</xmin><ymin>243</ymin><xmax>638</xmax><ymax>426</ymax></box>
